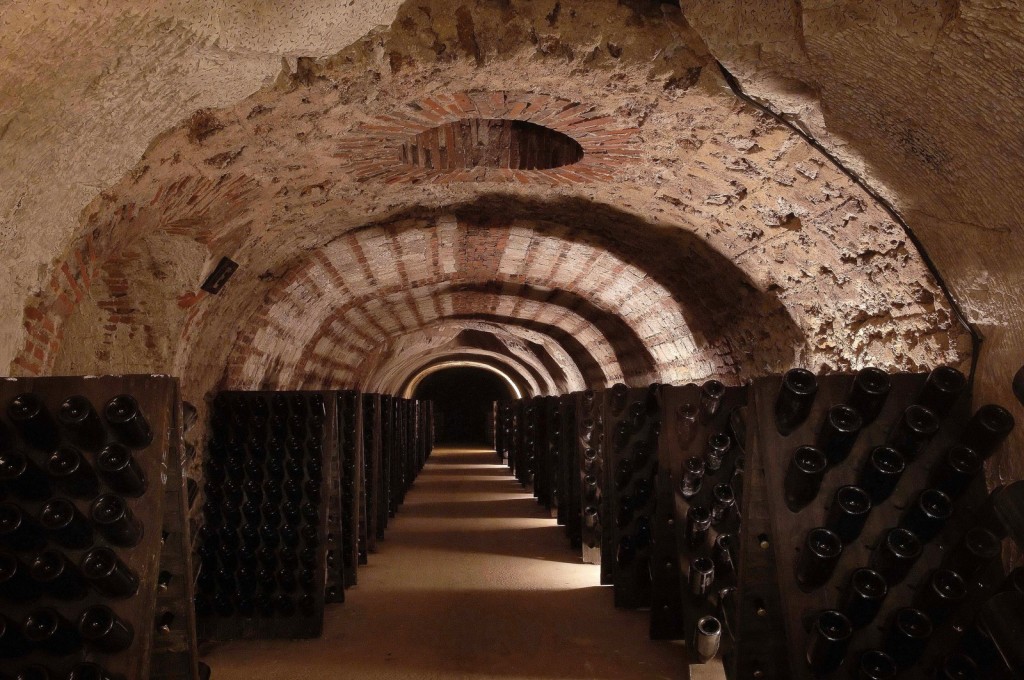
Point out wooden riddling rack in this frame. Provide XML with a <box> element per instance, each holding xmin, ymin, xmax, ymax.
<box><xmin>195</xmin><ymin>391</ymin><xmax>336</xmax><ymax>640</ymax></box>
<box><xmin>577</xmin><ymin>390</ymin><xmax>604</xmax><ymax>567</ymax></box>
<box><xmin>600</xmin><ymin>385</ymin><xmax>662</xmax><ymax>605</ymax></box>
<box><xmin>0</xmin><ymin>375</ymin><xmax>199</xmax><ymax>679</ymax></box>
<box><xmin>362</xmin><ymin>394</ymin><xmax>383</xmax><ymax>547</ymax></box>
<box><xmin>341</xmin><ymin>394</ymin><xmax>430</xmax><ymax>596</ymax></box>
<box><xmin>652</xmin><ymin>382</ymin><xmax>747</xmax><ymax>643</ymax></box>
<box><xmin>735</xmin><ymin>371</ymin><xmax>1015</xmax><ymax>680</ymax></box>
<box><xmin>558</xmin><ymin>394</ymin><xmax>581</xmax><ymax>549</ymax></box>
<box><xmin>195</xmin><ymin>391</ymin><xmax>433</xmax><ymax>642</ymax></box>
<box><xmin>338</xmin><ymin>391</ymin><xmax>362</xmax><ymax>591</ymax></box>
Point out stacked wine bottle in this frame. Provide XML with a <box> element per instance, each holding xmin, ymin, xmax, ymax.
<box><xmin>736</xmin><ymin>367</ymin><xmax>1021</xmax><ymax>680</ymax></box>
<box><xmin>577</xmin><ymin>390</ymin><xmax>604</xmax><ymax>566</ymax></box>
<box><xmin>600</xmin><ymin>384</ymin><xmax>663</xmax><ymax>607</ymax></box>
<box><xmin>195</xmin><ymin>392</ymin><xmax>333</xmax><ymax>639</ymax></box>
<box><xmin>651</xmin><ymin>380</ymin><xmax>747</xmax><ymax>657</ymax></box>
<box><xmin>337</xmin><ymin>391</ymin><xmax>361</xmax><ymax>590</ymax></box>
<box><xmin>556</xmin><ymin>394</ymin><xmax>581</xmax><ymax>550</ymax></box>
<box><xmin>0</xmin><ymin>375</ymin><xmax>196</xmax><ymax>679</ymax></box>
<box><xmin>362</xmin><ymin>394</ymin><xmax>383</xmax><ymax>548</ymax></box>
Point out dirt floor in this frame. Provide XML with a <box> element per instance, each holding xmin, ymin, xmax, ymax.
<box><xmin>200</xmin><ymin>447</ymin><xmax>726</xmax><ymax>679</ymax></box>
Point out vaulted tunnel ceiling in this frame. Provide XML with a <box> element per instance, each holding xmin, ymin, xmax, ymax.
<box><xmin>4</xmin><ymin>0</ymin><xmax>1000</xmax><ymax>431</ymax></box>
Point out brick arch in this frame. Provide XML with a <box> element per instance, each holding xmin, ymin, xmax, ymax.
<box><xmin>220</xmin><ymin>215</ymin><xmax>694</xmax><ymax>390</ymax></box>
<box><xmin>302</xmin><ymin>315</ymin><xmax>595</xmax><ymax>395</ymax></box>
<box><xmin>291</xmin><ymin>289</ymin><xmax>630</xmax><ymax>389</ymax></box>
<box><xmin>230</xmin><ymin>285</ymin><xmax>611</xmax><ymax>392</ymax></box>
<box><xmin>392</xmin><ymin>353</ymin><xmax>542</xmax><ymax>401</ymax></box>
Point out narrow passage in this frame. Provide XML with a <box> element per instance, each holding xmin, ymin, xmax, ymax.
<box><xmin>202</xmin><ymin>447</ymin><xmax>691</xmax><ymax>679</ymax></box>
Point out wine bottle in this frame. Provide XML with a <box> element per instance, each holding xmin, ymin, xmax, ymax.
<box><xmin>281</xmin><ymin>549</ymin><xmax>301</xmax><ymax>570</ymax></box>
<box><xmin>0</xmin><ymin>613</ymin><xmax>28</xmax><ymax>658</ymax></box>
<box><xmin>929</xmin><ymin>446</ymin><xmax>982</xmax><ymax>499</ymax></box>
<box><xmin>914</xmin><ymin>568</ymin><xmax>966</xmax><ymax>623</ymax></box>
<box><xmin>688</xmin><ymin>556</ymin><xmax>714</xmax><ymax>597</ymax></box>
<box><xmin>67</xmin><ymin>662</ymin><xmax>127</xmax><ymax>680</ymax></box>
<box><xmin>30</xmin><ymin>550</ymin><xmax>88</xmax><ymax>600</ymax></box>
<box><xmin>796</xmin><ymin>528</ymin><xmax>843</xmax><ymax>591</ymax></box>
<box><xmin>611</xmin><ymin>384</ymin><xmax>629</xmax><ymax>415</ymax></box>
<box><xmin>960</xmin><ymin>404</ymin><xmax>1015</xmax><ymax>459</ymax></box>
<box><xmin>96</xmin><ymin>444</ymin><xmax>147</xmax><ymax>497</ymax></box>
<box><xmin>900</xmin><ymin>489</ymin><xmax>952</xmax><ymax>543</ymax></box>
<box><xmin>14</xmin><ymin>665</ymin><xmax>50</xmax><ymax>680</ymax></box>
<box><xmin>22</xmin><ymin>607</ymin><xmax>81</xmax><ymax>654</ymax></box>
<box><xmin>680</xmin><ymin>456</ymin><xmax>705</xmax><ymax>499</ymax></box>
<box><xmin>243</xmin><ymin>479</ymin><xmax>263</xmax><ymax>505</ymax></box>
<box><xmin>39</xmin><ymin>498</ymin><xmax>93</xmax><ymax>549</ymax></box>
<box><xmin>840</xmin><ymin>568</ymin><xmax>887</xmax><ymax>629</ymax></box>
<box><xmin>784</xmin><ymin>446</ymin><xmax>827</xmax><ymax>511</ymax></box>
<box><xmin>259</xmin><ymin>523</ymin><xmax>280</xmax><ymax>549</ymax></box>
<box><xmin>255</xmin><ymin>593</ymin><xmax>274</xmax><ymax>617</ymax></box>
<box><xmin>884</xmin><ymin>607</ymin><xmax>932</xmax><ymax>667</ymax></box>
<box><xmin>241</xmin><ymin>500</ymin><xmax>261</xmax><ymax>524</ymax></box>
<box><xmin>614</xmin><ymin>458</ymin><xmax>633</xmax><ymax>491</ymax></box>
<box><xmin>934</xmin><ymin>655</ymin><xmax>979</xmax><ymax>680</ymax></box>
<box><xmin>825</xmin><ymin>485</ymin><xmax>872</xmax><ymax>544</ymax></box>
<box><xmin>89</xmin><ymin>494</ymin><xmax>143</xmax><ymax>547</ymax></box>
<box><xmin>244</xmin><ymin>460</ymin><xmax>264</xmax><ymax>483</ymax></box>
<box><xmin>215</xmin><ymin>567</ymin><xmax>236</xmax><ymax>592</ymax></box>
<box><xmin>858</xmin><ymin>446</ymin><xmax>906</xmax><ymax>504</ymax></box>
<box><xmin>704</xmin><ymin>433</ymin><xmax>730</xmax><ymax>474</ymax></box>
<box><xmin>0</xmin><ymin>503</ymin><xmax>45</xmax><ymax>552</ymax></box>
<box><xmin>277</xmin><ymin>568</ymin><xmax>297</xmax><ymax>593</ymax></box>
<box><xmin>817</xmin><ymin>405</ymin><xmax>863</xmax><ymax>467</ymax></box>
<box><xmin>712</xmin><ymin>533</ymin><xmax>736</xmax><ymax>578</ymax></box>
<box><xmin>7</xmin><ymin>394</ymin><xmax>59</xmax><ymax>451</ymax></box>
<box><xmin>213</xmin><ymin>593</ymin><xmax>234</xmax><ymax>617</ymax></box>
<box><xmin>710</xmin><ymin>484</ymin><xmax>735</xmax><ymax>526</ymax></box>
<box><xmin>57</xmin><ymin>396</ymin><xmax>106</xmax><ymax>451</ymax></box>
<box><xmin>692</xmin><ymin>615</ymin><xmax>721</xmax><ymax>664</ymax></box>
<box><xmin>0</xmin><ymin>450</ymin><xmax>51</xmax><ymax>500</ymax></box>
<box><xmin>855</xmin><ymin>650</ymin><xmax>897</xmax><ymax>680</ymax></box>
<box><xmin>301</xmin><ymin>502</ymin><xmax>319</xmax><ymax>525</ymax></box>
<box><xmin>848</xmin><ymin>367</ymin><xmax>891</xmax><ymax>425</ymax></box>
<box><xmin>917</xmin><ymin>366</ymin><xmax>966</xmax><ymax>417</ymax></box>
<box><xmin>274</xmin><ymin>593</ymin><xmax>296</xmax><ymax>616</ymax></box>
<box><xmin>871</xmin><ymin>528</ymin><xmax>922</xmax><ymax>585</ymax></box>
<box><xmin>257</xmin><ymin>547</ymin><xmax>277</xmax><ymax>569</ymax></box>
<box><xmin>699</xmin><ymin>380</ymin><xmax>725</xmax><ymax>422</ymax></box>
<box><xmin>1001</xmin><ymin>566</ymin><xmax>1024</xmax><ymax>596</ymax></box>
<box><xmin>216</xmin><ymin>543</ymin><xmax>239</xmax><ymax>570</ymax></box>
<box><xmin>103</xmin><ymin>395</ymin><xmax>153</xmax><ymax>449</ymax></box>
<box><xmin>80</xmin><ymin>547</ymin><xmax>138</xmax><ymax>597</ymax></box>
<box><xmin>45</xmin><ymin>447</ymin><xmax>99</xmax><ymax>499</ymax></box>
<box><xmin>298</xmin><ymin>594</ymin><xmax>316</xmax><ymax>617</ymax></box>
<box><xmin>685</xmin><ymin>506</ymin><xmax>711</xmax><ymax>550</ymax></box>
<box><xmin>888</xmin><ymin>405</ymin><xmax>940</xmax><ymax>460</ymax></box>
<box><xmin>78</xmin><ymin>605</ymin><xmax>133</xmax><ymax>652</ymax></box>
<box><xmin>0</xmin><ymin>551</ymin><xmax>41</xmax><ymax>602</ymax></box>
<box><xmin>775</xmin><ymin>369</ymin><xmax>818</xmax><ymax>435</ymax></box>
<box><xmin>805</xmin><ymin>610</ymin><xmax>852</xmax><ymax>676</ymax></box>
<box><xmin>943</xmin><ymin>527</ymin><xmax>1000</xmax><ymax>578</ymax></box>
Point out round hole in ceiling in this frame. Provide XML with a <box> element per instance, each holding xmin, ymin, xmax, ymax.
<box><xmin>399</xmin><ymin>118</ymin><xmax>584</xmax><ymax>171</ymax></box>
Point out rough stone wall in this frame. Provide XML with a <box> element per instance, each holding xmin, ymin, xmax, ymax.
<box><xmin>0</xmin><ymin>0</ymin><xmax>407</xmax><ymax>371</ymax></box>
<box><xmin>3</xmin><ymin>0</ymin><xmax>975</xmax><ymax>454</ymax></box>
<box><xmin>679</xmin><ymin>0</ymin><xmax>1024</xmax><ymax>485</ymax></box>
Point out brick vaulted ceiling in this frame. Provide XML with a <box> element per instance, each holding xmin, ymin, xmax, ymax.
<box><xmin>5</xmin><ymin>0</ymin><xmax>974</xmax><ymax>412</ymax></box>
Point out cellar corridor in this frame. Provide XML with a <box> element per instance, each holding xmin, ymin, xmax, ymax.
<box><xmin>199</xmin><ymin>447</ymin><xmax>699</xmax><ymax>680</ymax></box>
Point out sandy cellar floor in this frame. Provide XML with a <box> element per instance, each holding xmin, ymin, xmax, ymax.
<box><xmin>199</xmin><ymin>447</ymin><xmax>715</xmax><ymax>679</ymax></box>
